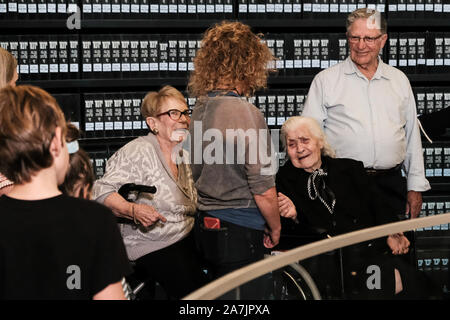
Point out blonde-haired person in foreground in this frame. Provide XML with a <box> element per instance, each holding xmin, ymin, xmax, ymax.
<box><xmin>0</xmin><ymin>46</ymin><xmax>19</xmax><ymax>196</ymax></box>
<box><xmin>0</xmin><ymin>85</ymin><xmax>131</xmax><ymax>299</ymax></box>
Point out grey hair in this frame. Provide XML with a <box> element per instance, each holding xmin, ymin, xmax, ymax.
<box><xmin>346</xmin><ymin>8</ymin><xmax>387</xmax><ymax>34</ymax></box>
<box><xmin>281</xmin><ymin>116</ymin><xmax>336</xmax><ymax>158</ymax></box>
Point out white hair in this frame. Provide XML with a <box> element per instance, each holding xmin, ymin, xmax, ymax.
<box><xmin>346</xmin><ymin>8</ymin><xmax>387</xmax><ymax>34</ymax></box>
<box><xmin>281</xmin><ymin>116</ymin><xmax>336</xmax><ymax>158</ymax></box>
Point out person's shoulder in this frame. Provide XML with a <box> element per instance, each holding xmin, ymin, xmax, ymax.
<box><xmin>112</xmin><ymin>135</ymin><xmax>157</xmax><ymax>157</ymax></box>
<box><xmin>276</xmin><ymin>160</ymin><xmax>297</xmax><ymax>178</ymax></box>
<box><xmin>123</xmin><ymin>135</ymin><xmax>153</xmax><ymax>150</ymax></box>
<box><xmin>216</xmin><ymin>96</ymin><xmax>265</xmax><ymax>122</ymax></box>
<box><xmin>217</xmin><ymin>95</ymin><xmax>256</xmax><ymax>110</ymax></box>
<box><xmin>308</xmin><ymin>61</ymin><xmax>347</xmax><ymax>93</ymax></box>
<box><xmin>61</xmin><ymin>195</ymin><xmax>116</xmax><ymax>223</ymax></box>
<box><xmin>314</xmin><ymin>60</ymin><xmax>347</xmax><ymax>80</ymax></box>
<box><xmin>328</xmin><ymin>157</ymin><xmax>364</xmax><ymax>171</ymax></box>
<box><xmin>380</xmin><ymin>61</ymin><xmax>410</xmax><ymax>82</ymax></box>
<box><xmin>244</xmin><ymin>98</ymin><xmax>266</xmax><ymax>118</ymax></box>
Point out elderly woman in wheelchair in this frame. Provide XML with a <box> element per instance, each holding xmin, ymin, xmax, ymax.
<box><xmin>92</xmin><ymin>86</ymin><xmax>207</xmax><ymax>300</ymax></box>
<box><xmin>275</xmin><ymin>116</ymin><xmax>419</xmax><ymax>299</ymax></box>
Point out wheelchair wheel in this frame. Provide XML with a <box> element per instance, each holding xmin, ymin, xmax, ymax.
<box><xmin>271</xmin><ymin>263</ymin><xmax>322</xmax><ymax>300</ymax></box>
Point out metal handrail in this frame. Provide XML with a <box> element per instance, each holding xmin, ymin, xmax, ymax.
<box><xmin>183</xmin><ymin>212</ymin><xmax>450</xmax><ymax>300</ymax></box>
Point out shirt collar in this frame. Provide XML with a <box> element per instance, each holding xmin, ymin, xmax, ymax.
<box><xmin>344</xmin><ymin>56</ymin><xmax>390</xmax><ymax>80</ymax></box>
<box><xmin>207</xmin><ymin>90</ymin><xmax>241</xmax><ymax>98</ymax></box>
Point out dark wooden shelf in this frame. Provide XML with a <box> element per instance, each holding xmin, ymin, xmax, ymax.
<box><xmin>79</xmin><ymin>136</ymin><xmax>137</xmax><ymax>151</ymax></box>
<box><xmin>17</xmin><ymin>77</ymin><xmax>188</xmax><ymax>89</ymax></box>
<box><xmin>17</xmin><ymin>72</ymin><xmax>450</xmax><ymax>89</ymax></box>
<box><xmin>388</xmin><ymin>18</ymin><xmax>450</xmax><ymax>28</ymax></box>
<box><xmin>1</xmin><ymin>17</ymin><xmax>449</xmax><ymax>30</ymax></box>
<box><xmin>427</xmin><ymin>182</ymin><xmax>450</xmax><ymax>193</ymax></box>
<box><xmin>415</xmin><ymin>236</ymin><xmax>450</xmax><ymax>248</ymax></box>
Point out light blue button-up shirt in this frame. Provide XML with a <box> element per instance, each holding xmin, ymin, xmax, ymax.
<box><xmin>302</xmin><ymin>56</ymin><xmax>430</xmax><ymax>192</ymax></box>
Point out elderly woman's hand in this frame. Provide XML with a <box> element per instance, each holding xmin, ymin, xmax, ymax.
<box><xmin>387</xmin><ymin>233</ymin><xmax>410</xmax><ymax>255</ymax></box>
<box><xmin>131</xmin><ymin>203</ymin><xmax>167</xmax><ymax>228</ymax></box>
<box><xmin>277</xmin><ymin>192</ymin><xmax>297</xmax><ymax>220</ymax></box>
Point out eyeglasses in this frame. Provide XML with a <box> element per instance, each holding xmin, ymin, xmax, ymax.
<box><xmin>347</xmin><ymin>34</ymin><xmax>384</xmax><ymax>44</ymax></box>
<box><xmin>156</xmin><ymin>109</ymin><xmax>192</xmax><ymax>121</ymax></box>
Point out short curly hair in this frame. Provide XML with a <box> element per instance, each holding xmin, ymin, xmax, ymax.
<box><xmin>188</xmin><ymin>21</ymin><xmax>276</xmax><ymax>97</ymax></box>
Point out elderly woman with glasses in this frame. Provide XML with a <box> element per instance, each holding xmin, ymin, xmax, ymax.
<box><xmin>93</xmin><ymin>85</ymin><xmax>207</xmax><ymax>300</ymax></box>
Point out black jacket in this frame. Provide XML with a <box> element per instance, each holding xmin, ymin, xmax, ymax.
<box><xmin>276</xmin><ymin>156</ymin><xmax>379</xmax><ymax>246</ymax></box>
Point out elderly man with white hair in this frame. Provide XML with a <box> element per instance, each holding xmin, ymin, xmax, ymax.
<box><xmin>302</xmin><ymin>8</ymin><xmax>430</xmax><ymax>224</ymax></box>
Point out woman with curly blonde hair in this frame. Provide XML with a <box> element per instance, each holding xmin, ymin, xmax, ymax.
<box><xmin>188</xmin><ymin>21</ymin><xmax>280</xmax><ymax>299</ymax></box>
<box><xmin>188</xmin><ymin>21</ymin><xmax>274</xmax><ymax>97</ymax></box>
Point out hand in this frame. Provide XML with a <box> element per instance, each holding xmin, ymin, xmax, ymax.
<box><xmin>387</xmin><ymin>233</ymin><xmax>410</xmax><ymax>255</ymax></box>
<box><xmin>131</xmin><ymin>203</ymin><xmax>167</xmax><ymax>228</ymax></box>
<box><xmin>406</xmin><ymin>191</ymin><xmax>422</xmax><ymax>219</ymax></box>
<box><xmin>277</xmin><ymin>192</ymin><xmax>297</xmax><ymax>220</ymax></box>
<box><xmin>263</xmin><ymin>226</ymin><xmax>281</xmax><ymax>249</ymax></box>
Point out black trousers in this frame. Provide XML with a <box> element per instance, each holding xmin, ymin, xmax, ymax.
<box><xmin>366</xmin><ymin>170</ymin><xmax>408</xmax><ymax>224</ymax></box>
<box><xmin>133</xmin><ymin>233</ymin><xmax>208</xmax><ymax>300</ymax></box>
<box><xmin>362</xmin><ymin>170</ymin><xmax>441</xmax><ymax>299</ymax></box>
<box><xmin>195</xmin><ymin>211</ymin><xmax>269</xmax><ymax>299</ymax></box>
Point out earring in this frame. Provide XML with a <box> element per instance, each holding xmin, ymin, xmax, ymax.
<box><xmin>153</xmin><ymin>127</ymin><xmax>159</xmax><ymax>134</ymax></box>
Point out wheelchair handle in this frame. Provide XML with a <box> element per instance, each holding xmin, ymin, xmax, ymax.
<box><xmin>118</xmin><ymin>183</ymin><xmax>157</xmax><ymax>202</ymax></box>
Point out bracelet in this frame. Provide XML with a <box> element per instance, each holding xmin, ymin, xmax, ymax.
<box><xmin>131</xmin><ymin>203</ymin><xmax>139</xmax><ymax>225</ymax></box>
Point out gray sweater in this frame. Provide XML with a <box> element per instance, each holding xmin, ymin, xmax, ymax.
<box><xmin>93</xmin><ymin>133</ymin><xmax>197</xmax><ymax>261</ymax></box>
<box><xmin>189</xmin><ymin>94</ymin><xmax>276</xmax><ymax>211</ymax></box>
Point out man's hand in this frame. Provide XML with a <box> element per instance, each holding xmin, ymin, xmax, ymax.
<box><xmin>406</xmin><ymin>190</ymin><xmax>422</xmax><ymax>219</ymax></box>
<box><xmin>277</xmin><ymin>192</ymin><xmax>297</xmax><ymax>220</ymax></box>
<box><xmin>387</xmin><ymin>233</ymin><xmax>410</xmax><ymax>255</ymax></box>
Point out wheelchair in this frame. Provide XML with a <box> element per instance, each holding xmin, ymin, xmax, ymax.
<box><xmin>265</xmin><ymin>253</ymin><xmax>322</xmax><ymax>300</ymax></box>
<box><xmin>269</xmin><ymin>233</ymin><xmax>438</xmax><ymax>300</ymax></box>
<box><xmin>118</xmin><ymin>186</ymin><xmax>401</xmax><ymax>301</ymax></box>
<box><xmin>117</xmin><ymin>183</ymin><xmax>169</xmax><ymax>300</ymax></box>
<box><xmin>266</xmin><ymin>234</ymin><xmax>370</xmax><ymax>300</ymax></box>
